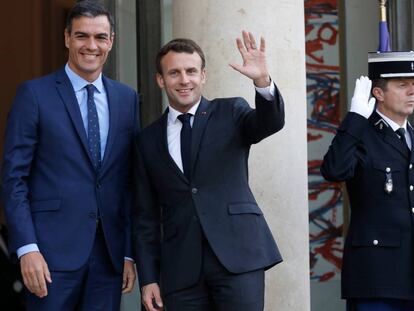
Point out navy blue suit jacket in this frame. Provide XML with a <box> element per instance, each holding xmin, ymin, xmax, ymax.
<box><xmin>321</xmin><ymin>112</ymin><xmax>414</xmax><ymax>300</ymax></box>
<box><xmin>2</xmin><ymin>68</ymin><xmax>139</xmax><ymax>273</ymax></box>
<box><xmin>133</xmin><ymin>87</ymin><xmax>284</xmax><ymax>295</ymax></box>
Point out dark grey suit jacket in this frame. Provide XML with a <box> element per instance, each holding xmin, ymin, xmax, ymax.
<box><xmin>133</xmin><ymin>87</ymin><xmax>284</xmax><ymax>294</ymax></box>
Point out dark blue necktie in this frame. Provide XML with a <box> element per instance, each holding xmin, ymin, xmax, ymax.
<box><xmin>86</xmin><ymin>84</ymin><xmax>102</xmax><ymax>171</ymax></box>
<box><xmin>396</xmin><ymin>128</ymin><xmax>410</xmax><ymax>152</ymax></box>
<box><xmin>177</xmin><ymin>113</ymin><xmax>192</xmax><ymax>180</ymax></box>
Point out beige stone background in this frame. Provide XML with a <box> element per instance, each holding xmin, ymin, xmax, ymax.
<box><xmin>172</xmin><ymin>1</ymin><xmax>310</xmax><ymax>310</ymax></box>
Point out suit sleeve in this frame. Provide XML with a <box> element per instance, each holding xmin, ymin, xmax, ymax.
<box><xmin>233</xmin><ymin>83</ymin><xmax>285</xmax><ymax>145</ymax></box>
<box><xmin>124</xmin><ymin>90</ymin><xmax>141</xmax><ymax>260</ymax></box>
<box><xmin>320</xmin><ymin>112</ymin><xmax>370</xmax><ymax>182</ymax></box>
<box><xmin>1</xmin><ymin>82</ymin><xmax>39</xmax><ymax>254</ymax></box>
<box><xmin>132</xmin><ymin>140</ymin><xmax>161</xmax><ymax>286</ymax></box>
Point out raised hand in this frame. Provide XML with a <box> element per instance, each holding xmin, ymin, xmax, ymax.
<box><xmin>350</xmin><ymin>76</ymin><xmax>376</xmax><ymax>119</ymax></box>
<box><xmin>229</xmin><ymin>30</ymin><xmax>270</xmax><ymax>88</ymax></box>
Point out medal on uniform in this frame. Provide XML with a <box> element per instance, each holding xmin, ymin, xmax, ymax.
<box><xmin>384</xmin><ymin>170</ymin><xmax>393</xmax><ymax>194</ymax></box>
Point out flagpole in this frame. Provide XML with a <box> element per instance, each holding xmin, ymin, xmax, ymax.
<box><xmin>378</xmin><ymin>0</ymin><xmax>391</xmax><ymax>52</ymax></box>
<box><xmin>379</xmin><ymin>0</ymin><xmax>387</xmax><ymax>22</ymax></box>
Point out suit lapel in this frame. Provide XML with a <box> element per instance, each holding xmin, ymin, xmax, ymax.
<box><xmin>55</xmin><ymin>69</ymin><xmax>94</xmax><ymax>165</ymax></box>
<box><xmin>157</xmin><ymin>98</ymin><xmax>213</xmax><ymax>183</ymax></box>
<box><xmin>370</xmin><ymin>111</ymin><xmax>410</xmax><ymax>158</ymax></box>
<box><xmin>157</xmin><ymin>110</ymin><xmax>188</xmax><ymax>183</ymax></box>
<box><xmin>191</xmin><ymin>97</ymin><xmax>214</xmax><ymax>175</ymax></box>
<box><xmin>100</xmin><ymin>76</ymin><xmax>119</xmax><ymax>173</ymax></box>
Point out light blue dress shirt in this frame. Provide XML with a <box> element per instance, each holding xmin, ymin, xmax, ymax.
<box><xmin>65</xmin><ymin>63</ymin><xmax>109</xmax><ymax>158</ymax></box>
<box><xmin>17</xmin><ymin>64</ymin><xmax>110</xmax><ymax>258</ymax></box>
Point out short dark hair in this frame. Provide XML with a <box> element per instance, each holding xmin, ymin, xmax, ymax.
<box><xmin>371</xmin><ymin>78</ymin><xmax>389</xmax><ymax>98</ymax></box>
<box><xmin>66</xmin><ymin>0</ymin><xmax>115</xmax><ymax>34</ymax></box>
<box><xmin>372</xmin><ymin>78</ymin><xmax>388</xmax><ymax>90</ymax></box>
<box><xmin>156</xmin><ymin>38</ymin><xmax>206</xmax><ymax>74</ymax></box>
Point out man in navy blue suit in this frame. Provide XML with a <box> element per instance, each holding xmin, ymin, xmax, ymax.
<box><xmin>134</xmin><ymin>32</ymin><xmax>284</xmax><ymax>311</ymax></box>
<box><xmin>1</xmin><ymin>1</ymin><xmax>138</xmax><ymax>310</ymax></box>
<box><xmin>322</xmin><ymin>52</ymin><xmax>414</xmax><ymax>311</ymax></box>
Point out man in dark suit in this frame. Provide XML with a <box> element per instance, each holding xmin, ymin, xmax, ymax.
<box><xmin>321</xmin><ymin>51</ymin><xmax>414</xmax><ymax>310</ymax></box>
<box><xmin>1</xmin><ymin>1</ymin><xmax>138</xmax><ymax>310</ymax></box>
<box><xmin>133</xmin><ymin>31</ymin><xmax>284</xmax><ymax>311</ymax></box>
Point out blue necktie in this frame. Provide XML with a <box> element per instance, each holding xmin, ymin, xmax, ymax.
<box><xmin>177</xmin><ymin>113</ymin><xmax>192</xmax><ymax>180</ymax></box>
<box><xmin>86</xmin><ymin>84</ymin><xmax>102</xmax><ymax>171</ymax></box>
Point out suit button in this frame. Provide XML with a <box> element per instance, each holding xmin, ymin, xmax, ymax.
<box><xmin>13</xmin><ymin>280</ymin><xmax>23</xmax><ymax>293</ymax></box>
<box><xmin>96</xmin><ymin>182</ymin><xmax>101</xmax><ymax>189</ymax></box>
<box><xmin>410</xmin><ymin>164</ymin><xmax>413</xmax><ymax>170</ymax></box>
<box><xmin>411</xmin><ymin>185</ymin><xmax>414</xmax><ymax>191</ymax></box>
<box><xmin>191</xmin><ymin>188</ymin><xmax>198</xmax><ymax>194</ymax></box>
<box><xmin>373</xmin><ymin>239</ymin><xmax>379</xmax><ymax>246</ymax></box>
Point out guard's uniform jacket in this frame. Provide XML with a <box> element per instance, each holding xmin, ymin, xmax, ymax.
<box><xmin>321</xmin><ymin>111</ymin><xmax>414</xmax><ymax>300</ymax></box>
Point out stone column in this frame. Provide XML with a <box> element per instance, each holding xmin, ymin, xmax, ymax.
<box><xmin>172</xmin><ymin>1</ymin><xmax>310</xmax><ymax>310</ymax></box>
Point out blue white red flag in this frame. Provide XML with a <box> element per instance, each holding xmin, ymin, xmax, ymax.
<box><xmin>378</xmin><ymin>21</ymin><xmax>391</xmax><ymax>52</ymax></box>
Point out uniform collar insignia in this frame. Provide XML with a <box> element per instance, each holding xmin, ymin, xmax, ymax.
<box><xmin>374</xmin><ymin>118</ymin><xmax>389</xmax><ymax>130</ymax></box>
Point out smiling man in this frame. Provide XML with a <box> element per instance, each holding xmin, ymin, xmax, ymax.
<box><xmin>321</xmin><ymin>51</ymin><xmax>414</xmax><ymax>311</ymax></box>
<box><xmin>133</xmin><ymin>33</ymin><xmax>285</xmax><ymax>311</ymax></box>
<box><xmin>1</xmin><ymin>1</ymin><xmax>139</xmax><ymax>310</ymax></box>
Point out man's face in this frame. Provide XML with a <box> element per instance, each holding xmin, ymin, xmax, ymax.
<box><xmin>156</xmin><ymin>51</ymin><xmax>206</xmax><ymax>113</ymax></box>
<box><xmin>64</xmin><ymin>16</ymin><xmax>113</xmax><ymax>82</ymax></box>
<box><xmin>374</xmin><ymin>78</ymin><xmax>414</xmax><ymax>124</ymax></box>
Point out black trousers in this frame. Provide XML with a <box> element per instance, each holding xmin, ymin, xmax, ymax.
<box><xmin>164</xmin><ymin>242</ymin><xmax>265</xmax><ymax>311</ymax></box>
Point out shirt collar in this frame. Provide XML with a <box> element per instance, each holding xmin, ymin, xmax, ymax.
<box><xmin>376</xmin><ymin>109</ymin><xmax>408</xmax><ymax>132</ymax></box>
<box><xmin>65</xmin><ymin>63</ymin><xmax>104</xmax><ymax>94</ymax></box>
<box><xmin>167</xmin><ymin>98</ymin><xmax>201</xmax><ymax>125</ymax></box>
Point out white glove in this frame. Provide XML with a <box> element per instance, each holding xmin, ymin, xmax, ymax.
<box><xmin>350</xmin><ymin>76</ymin><xmax>376</xmax><ymax>119</ymax></box>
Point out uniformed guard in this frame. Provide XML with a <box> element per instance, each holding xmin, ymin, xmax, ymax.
<box><xmin>321</xmin><ymin>51</ymin><xmax>414</xmax><ymax>311</ymax></box>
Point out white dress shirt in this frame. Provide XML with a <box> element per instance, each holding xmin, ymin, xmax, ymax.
<box><xmin>167</xmin><ymin>81</ymin><xmax>276</xmax><ymax>169</ymax></box>
<box><xmin>376</xmin><ymin>109</ymin><xmax>412</xmax><ymax>150</ymax></box>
